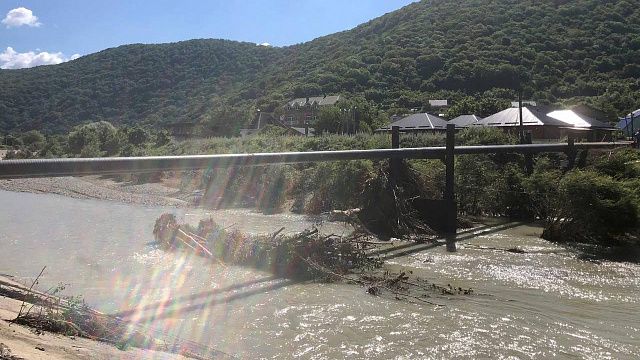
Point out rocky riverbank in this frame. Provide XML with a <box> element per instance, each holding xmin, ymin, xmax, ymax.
<box><xmin>0</xmin><ymin>176</ymin><xmax>187</xmax><ymax>207</ymax></box>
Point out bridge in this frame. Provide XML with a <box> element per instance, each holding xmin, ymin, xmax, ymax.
<box><xmin>0</xmin><ymin>124</ymin><xmax>630</xmax><ymax>233</ymax></box>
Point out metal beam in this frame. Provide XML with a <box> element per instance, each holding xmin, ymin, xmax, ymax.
<box><xmin>0</xmin><ymin>142</ymin><xmax>629</xmax><ymax>179</ymax></box>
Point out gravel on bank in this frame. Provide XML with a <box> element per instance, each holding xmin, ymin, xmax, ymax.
<box><xmin>0</xmin><ymin>176</ymin><xmax>188</xmax><ymax>207</ymax></box>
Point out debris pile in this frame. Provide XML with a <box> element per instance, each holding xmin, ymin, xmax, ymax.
<box><xmin>358</xmin><ymin>160</ymin><xmax>437</xmax><ymax>240</ymax></box>
<box><xmin>153</xmin><ymin>213</ymin><xmax>382</xmax><ymax>280</ymax></box>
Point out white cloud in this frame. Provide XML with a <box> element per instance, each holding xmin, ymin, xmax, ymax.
<box><xmin>2</xmin><ymin>7</ymin><xmax>41</xmax><ymax>28</ymax></box>
<box><xmin>0</xmin><ymin>47</ymin><xmax>80</xmax><ymax>69</ymax></box>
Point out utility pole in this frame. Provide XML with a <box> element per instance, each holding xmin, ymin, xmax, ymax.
<box><xmin>518</xmin><ymin>90</ymin><xmax>524</xmax><ymax>144</ymax></box>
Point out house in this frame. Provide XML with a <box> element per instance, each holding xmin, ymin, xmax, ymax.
<box><xmin>377</xmin><ymin>113</ymin><xmax>448</xmax><ymax>132</ymax></box>
<box><xmin>547</xmin><ymin>110</ymin><xmax>614</xmax><ymax>129</ymax></box>
<box><xmin>473</xmin><ymin>106</ymin><xmax>566</xmax><ymax>139</ymax></box>
<box><xmin>547</xmin><ymin>109</ymin><xmax>616</xmax><ymax>141</ymax></box>
<box><xmin>282</xmin><ymin>95</ymin><xmax>341</xmax><ymax>127</ymax></box>
<box><xmin>449</xmin><ymin>114</ymin><xmax>482</xmax><ymax>128</ymax></box>
<box><xmin>570</xmin><ymin>104</ymin><xmax>610</xmax><ymax>124</ymax></box>
<box><xmin>475</xmin><ymin>106</ymin><xmax>616</xmax><ymax>140</ymax></box>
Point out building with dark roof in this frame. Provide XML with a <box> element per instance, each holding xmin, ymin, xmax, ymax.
<box><xmin>547</xmin><ymin>110</ymin><xmax>613</xmax><ymax>129</ymax></box>
<box><xmin>449</xmin><ymin>114</ymin><xmax>482</xmax><ymax>128</ymax></box>
<box><xmin>475</xmin><ymin>106</ymin><xmax>616</xmax><ymax>140</ymax></box>
<box><xmin>377</xmin><ymin>113</ymin><xmax>448</xmax><ymax>132</ymax></box>
<box><xmin>570</xmin><ymin>104</ymin><xmax>611</xmax><ymax>124</ymax></box>
<box><xmin>547</xmin><ymin>109</ymin><xmax>617</xmax><ymax>141</ymax></box>
<box><xmin>473</xmin><ymin>106</ymin><xmax>567</xmax><ymax>139</ymax></box>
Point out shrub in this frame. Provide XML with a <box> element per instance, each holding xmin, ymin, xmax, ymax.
<box><xmin>457</xmin><ymin>127</ymin><xmax>516</xmax><ymax>146</ymax></box>
<box><xmin>591</xmin><ymin>147</ymin><xmax>640</xmax><ymax>179</ymax></box>
<box><xmin>543</xmin><ymin>170</ymin><xmax>639</xmax><ymax>245</ymax></box>
<box><xmin>303</xmin><ymin>160</ymin><xmax>373</xmax><ymax>213</ymax></box>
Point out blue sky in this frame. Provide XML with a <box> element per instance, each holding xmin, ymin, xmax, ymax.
<box><xmin>1</xmin><ymin>0</ymin><xmax>416</xmax><ymax>69</ymax></box>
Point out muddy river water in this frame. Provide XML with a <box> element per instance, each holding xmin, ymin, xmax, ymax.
<box><xmin>1</xmin><ymin>190</ymin><xmax>639</xmax><ymax>359</ymax></box>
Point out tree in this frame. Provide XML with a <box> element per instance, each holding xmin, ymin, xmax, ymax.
<box><xmin>21</xmin><ymin>130</ymin><xmax>45</xmax><ymax>150</ymax></box>
<box><xmin>126</xmin><ymin>126</ymin><xmax>149</xmax><ymax>146</ymax></box>
<box><xmin>68</xmin><ymin>121</ymin><xmax>121</xmax><ymax>156</ymax></box>
<box><xmin>315</xmin><ymin>107</ymin><xmax>343</xmax><ymax>134</ymax></box>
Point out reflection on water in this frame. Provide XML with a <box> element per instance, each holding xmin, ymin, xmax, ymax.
<box><xmin>1</xmin><ymin>190</ymin><xmax>639</xmax><ymax>359</ymax></box>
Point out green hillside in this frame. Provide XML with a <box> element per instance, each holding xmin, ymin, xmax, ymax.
<box><xmin>1</xmin><ymin>0</ymin><xmax>639</xmax><ymax>134</ymax></box>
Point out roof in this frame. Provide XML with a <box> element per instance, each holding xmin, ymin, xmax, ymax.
<box><xmin>429</xmin><ymin>100</ymin><xmax>448</xmax><ymax>107</ymax></box>
<box><xmin>474</xmin><ymin>107</ymin><xmax>565</xmax><ymax>127</ymax></box>
<box><xmin>620</xmin><ymin>108</ymin><xmax>640</xmax><ymax>121</ymax></box>
<box><xmin>287</xmin><ymin>95</ymin><xmax>341</xmax><ymax>107</ymax></box>
<box><xmin>571</xmin><ymin>104</ymin><xmax>609</xmax><ymax>122</ymax></box>
<box><xmin>547</xmin><ymin>110</ymin><xmax>613</xmax><ymax>129</ymax></box>
<box><xmin>378</xmin><ymin>113</ymin><xmax>448</xmax><ymax>131</ymax></box>
<box><xmin>449</xmin><ymin>114</ymin><xmax>482</xmax><ymax>128</ymax></box>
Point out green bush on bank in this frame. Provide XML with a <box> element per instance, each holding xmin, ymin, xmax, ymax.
<box><xmin>543</xmin><ymin>169</ymin><xmax>639</xmax><ymax>246</ymax></box>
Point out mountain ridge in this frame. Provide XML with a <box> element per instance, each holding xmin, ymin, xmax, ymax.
<box><xmin>1</xmin><ymin>0</ymin><xmax>638</xmax><ymax>134</ymax></box>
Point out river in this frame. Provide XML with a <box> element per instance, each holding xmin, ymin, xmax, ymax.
<box><xmin>1</xmin><ymin>190</ymin><xmax>639</xmax><ymax>359</ymax></box>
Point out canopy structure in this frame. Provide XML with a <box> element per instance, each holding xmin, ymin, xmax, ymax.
<box><xmin>449</xmin><ymin>114</ymin><xmax>482</xmax><ymax>128</ymax></box>
<box><xmin>377</xmin><ymin>113</ymin><xmax>448</xmax><ymax>132</ymax></box>
<box><xmin>618</xmin><ymin>109</ymin><xmax>640</xmax><ymax>136</ymax></box>
<box><xmin>474</xmin><ymin>107</ymin><xmax>565</xmax><ymax>127</ymax></box>
<box><xmin>547</xmin><ymin>109</ymin><xmax>615</xmax><ymax>130</ymax></box>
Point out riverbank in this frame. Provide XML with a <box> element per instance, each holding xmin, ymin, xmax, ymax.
<box><xmin>0</xmin><ymin>176</ymin><xmax>187</xmax><ymax>207</ymax></box>
<box><xmin>0</xmin><ymin>275</ymin><xmax>199</xmax><ymax>360</ymax></box>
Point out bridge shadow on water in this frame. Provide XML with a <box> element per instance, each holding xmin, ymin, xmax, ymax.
<box><xmin>372</xmin><ymin>221</ymin><xmax>528</xmax><ymax>261</ymax></box>
<box><xmin>111</xmin><ymin>275</ymin><xmax>299</xmax><ymax>324</ymax></box>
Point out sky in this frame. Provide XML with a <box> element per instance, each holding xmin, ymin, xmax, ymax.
<box><xmin>0</xmin><ymin>0</ymin><xmax>416</xmax><ymax>69</ymax></box>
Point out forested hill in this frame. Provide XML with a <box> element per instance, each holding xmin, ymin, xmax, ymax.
<box><xmin>1</xmin><ymin>0</ymin><xmax>639</xmax><ymax>134</ymax></box>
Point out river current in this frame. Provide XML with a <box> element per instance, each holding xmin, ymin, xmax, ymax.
<box><xmin>1</xmin><ymin>190</ymin><xmax>638</xmax><ymax>359</ymax></box>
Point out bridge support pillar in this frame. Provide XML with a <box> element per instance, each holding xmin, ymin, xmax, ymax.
<box><xmin>390</xmin><ymin>126</ymin><xmax>401</xmax><ymax>184</ymax></box>
<box><xmin>566</xmin><ymin>134</ymin><xmax>576</xmax><ymax>170</ymax></box>
<box><xmin>443</xmin><ymin>124</ymin><xmax>457</xmax><ymax>236</ymax></box>
<box><xmin>524</xmin><ymin>132</ymin><xmax>533</xmax><ymax>175</ymax></box>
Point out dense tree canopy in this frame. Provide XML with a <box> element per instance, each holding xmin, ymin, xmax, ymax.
<box><xmin>0</xmin><ymin>0</ymin><xmax>638</xmax><ymax>135</ymax></box>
